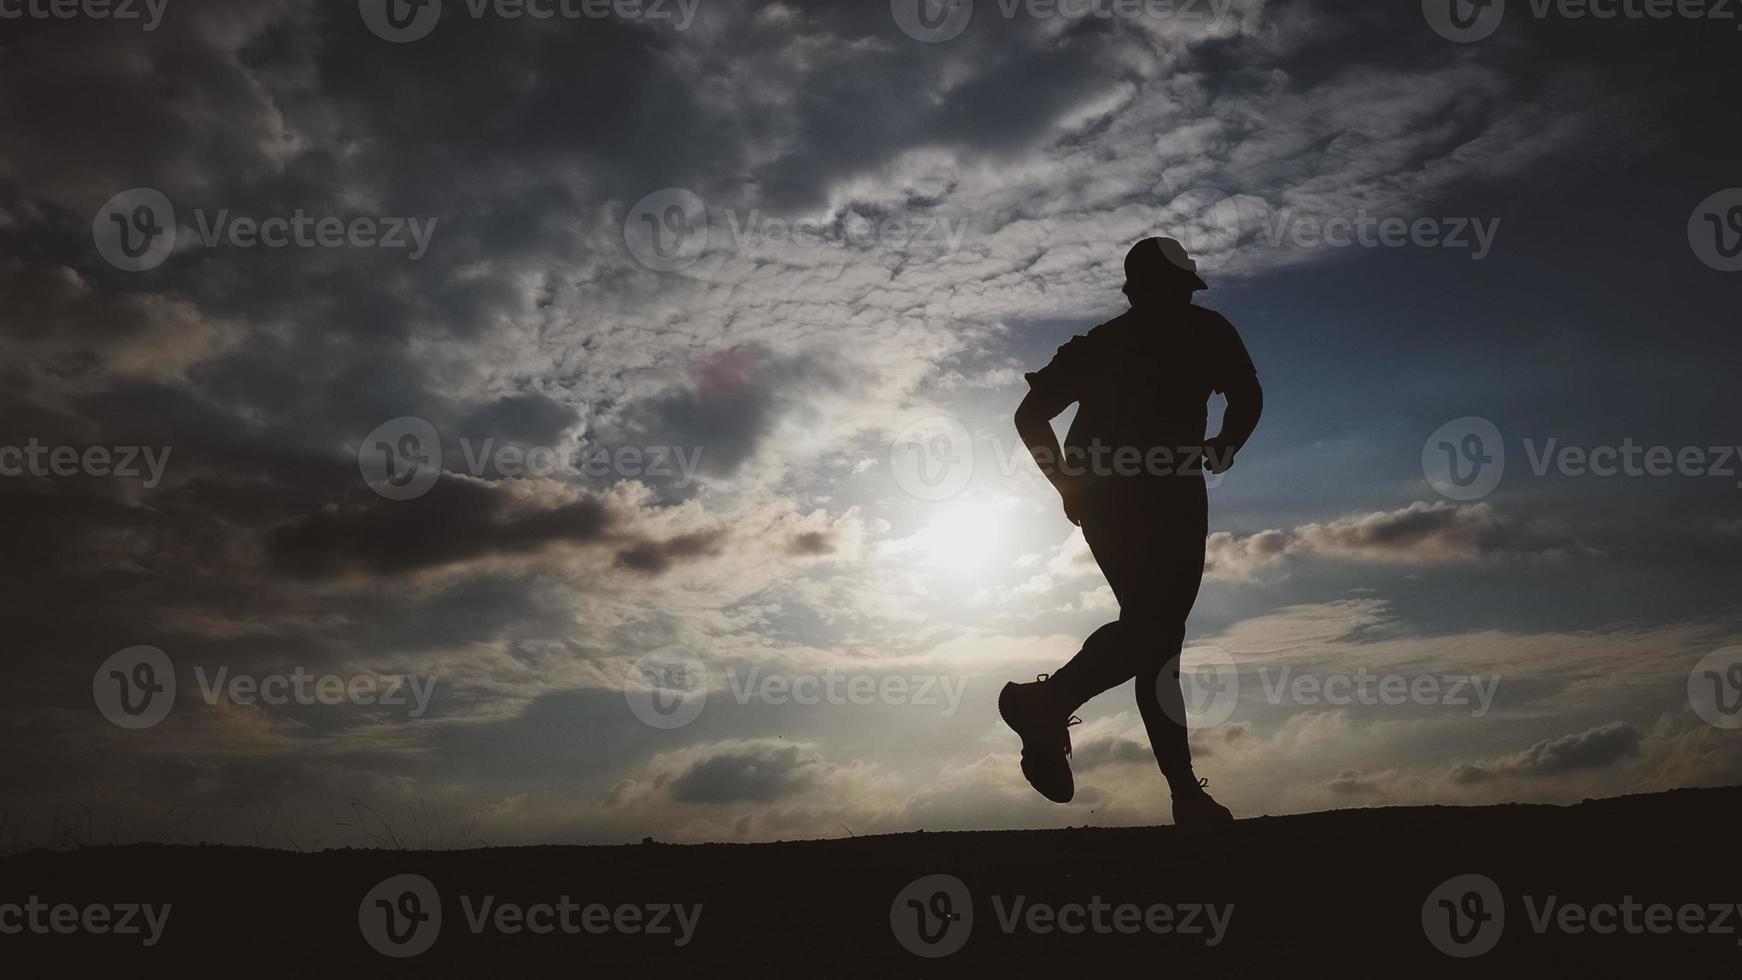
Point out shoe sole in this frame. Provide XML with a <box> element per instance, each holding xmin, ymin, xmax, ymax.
<box><xmin>1000</xmin><ymin>683</ymin><xmax>1073</xmax><ymax>804</ymax></box>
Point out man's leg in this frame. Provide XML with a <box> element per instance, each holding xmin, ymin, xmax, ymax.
<box><xmin>1125</xmin><ymin>502</ymin><xmax>1233</xmax><ymax>823</ymax></box>
<box><xmin>1040</xmin><ymin>505</ymin><xmax>1151</xmax><ymax>712</ymax></box>
<box><xmin>999</xmin><ymin>497</ymin><xmax>1149</xmax><ymax>803</ymax></box>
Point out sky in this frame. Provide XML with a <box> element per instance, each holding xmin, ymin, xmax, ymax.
<box><xmin>1</xmin><ymin>0</ymin><xmax>1739</xmax><ymax>848</ymax></box>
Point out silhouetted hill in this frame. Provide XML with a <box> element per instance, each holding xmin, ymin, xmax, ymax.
<box><xmin>5</xmin><ymin>786</ymin><xmax>1738</xmax><ymax>975</ymax></box>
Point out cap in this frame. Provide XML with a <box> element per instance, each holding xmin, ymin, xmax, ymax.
<box><xmin>1125</xmin><ymin>237</ymin><xmax>1208</xmax><ymax>292</ymax></box>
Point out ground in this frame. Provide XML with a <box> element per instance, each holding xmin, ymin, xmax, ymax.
<box><xmin>4</xmin><ymin>786</ymin><xmax>1738</xmax><ymax>975</ymax></box>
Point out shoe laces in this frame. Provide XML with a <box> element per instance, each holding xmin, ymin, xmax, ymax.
<box><xmin>1031</xmin><ymin>674</ymin><xmax>1080</xmax><ymax>753</ymax></box>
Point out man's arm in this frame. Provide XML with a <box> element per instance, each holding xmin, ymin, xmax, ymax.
<box><xmin>1015</xmin><ymin>387</ymin><xmax>1083</xmax><ymax>524</ymax></box>
<box><xmin>1205</xmin><ymin>373</ymin><xmax>1263</xmax><ymax>473</ymax></box>
<box><xmin>1204</xmin><ymin>317</ymin><xmax>1263</xmax><ymax>474</ymax></box>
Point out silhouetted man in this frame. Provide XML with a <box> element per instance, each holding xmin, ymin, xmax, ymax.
<box><xmin>1000</xmin><ymin>237</ymin><xmax>1262</xmax><ymax>827</ymax></box>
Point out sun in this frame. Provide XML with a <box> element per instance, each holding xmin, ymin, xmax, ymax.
<box><xmin>909</xmin><ymin>497</ymin><xmax>1016</xmax><ymax>575</ymax></box>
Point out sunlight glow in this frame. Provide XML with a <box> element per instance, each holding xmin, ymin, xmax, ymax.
<box><xmin>911</xmin><ymin>498</ymin><xmax>1017</xmax><ymax>575</ymax></box>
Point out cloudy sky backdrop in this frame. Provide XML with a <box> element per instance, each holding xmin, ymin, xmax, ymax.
<box><xmin>2</xmin><ymin>0</ymin><xmax>1739</xmax><ymax>847</ymax></box>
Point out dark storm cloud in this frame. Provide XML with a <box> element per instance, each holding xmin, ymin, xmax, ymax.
<box><xmin>613</xmin><ymin>528</ymin><xmax>727</xmax><ymax>574</ymax></box>
<box><xmin>784</xmin><ymin>530</ymin><xmax>834</xmax><ymax>556</ymax></box>
<box><xmin>667</xmin><ymin>742</ymin><xmax>820</xmax><ymax>804</ymax></box>
<box><xmin>268</xmin><ymin>477</ymin><xmax>610</xmax><ymax>577</ymax></box>
<box><xmin>1449</xmin><ymin>721</ymin><xmax>1643</xmax><ymax>784</ymax></box>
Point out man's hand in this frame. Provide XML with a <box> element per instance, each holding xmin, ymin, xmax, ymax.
<box><xmin>1204</xmin><ymin>438</ymin><xmax>1238</xmax><ymax>475</ymax></box>
<box><xmin>1059</xmin><ymin>476</ymin><xmax>1085</xmax><ymax>526</ymax></box>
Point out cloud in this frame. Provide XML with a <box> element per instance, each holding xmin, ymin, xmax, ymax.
<box><xmin>1326</xmin><ymin>768</ymin><xmax>1386</xmax><ymax>795</ymax></box>
<box><xmin>268</xmin><ymin>477</ymin><xmax>612</xmax><ymax>578</ymax></box>
<box><xmin>614</xmin><ymin>529</ymin><xmax>728</xmax><ymax>574</ymax></box>
<box><xmin>666</xmin><ymin>741</ymin><xmax>824</xmax><ymax>804</ymax></box>
<box><xmin>1205</xmin><ymin>502</ymin><xmax>1593</xmax><ymax>580</ymax></box>
<box><xmin>1072</xmin><ymin>734</ymin><xmax>1152</xmax><ymax>771</ymax></box>
<box><xmin>1449</xmin><ymin>721</ymin><xmax>1644</xmax><ymax>784</ymax></box>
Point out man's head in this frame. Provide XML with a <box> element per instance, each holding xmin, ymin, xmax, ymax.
<box><xmin>1122</xmin><ymin>237</ymin><xmax>1208</xmax><ymax>310</ymax></box>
